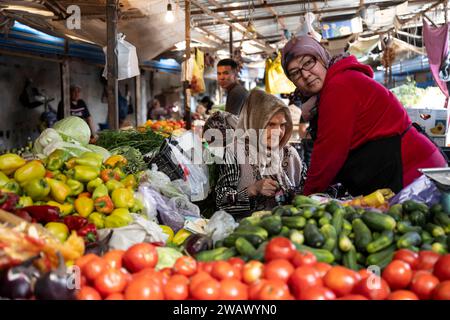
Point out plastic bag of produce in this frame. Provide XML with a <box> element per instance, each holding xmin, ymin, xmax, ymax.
<box><xmin>143</xmin><ymin>165</ymin><xmax>188</xmax><ymax>199</ymax></box>
<box><xmin>168</xmin><ymin>196</ymin><xmax>200</xmax><ymax>217</ymax></box>
<box><xmin>134</xmin><ymin>188</ymin><xmax>158</xmax><ymax>221</ymax></box>
<box><xmin>389</xmin><ymin>175</ymin><xmax>441</xmax><ymax>206</ymax></box>
<box><xmin>103</xmin><ymin>33</ymin><xmax>140</xmax><ymax>81</ymax></box>
<box><xmin>102</xmin><ymin>214</ymin><xmax>168</xmax><ymax>251</ymax></box>
<box><xmin>204</xmin><ymin>210</ymin><xmax>239</xmax><ymax>245</ymax></box>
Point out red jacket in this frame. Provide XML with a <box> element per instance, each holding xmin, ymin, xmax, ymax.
<box><xmin>303</xmin><ymin>55</ymin><xmax>445</xmax><ymax>195</ymax></box>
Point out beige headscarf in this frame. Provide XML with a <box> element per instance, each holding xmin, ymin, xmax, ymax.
<box><xmin>237</xmin><ymin>88</ymin><xmax>293</xmax><ymax>148</ymax></box>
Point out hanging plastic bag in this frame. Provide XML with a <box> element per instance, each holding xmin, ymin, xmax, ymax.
<box><xmin>103</xmin><ymin>33</ymin><xmax>140</xmax><ymax>81</ymax></box>
<box><xmin>181</xmin><ymin>49</ymin><xmax>205</xmax><ymax>94</ymax></box>
<box><xmin>265</xmin><ymin>52</ymin><xmax>296</xmax><ymax>94</ymax></box>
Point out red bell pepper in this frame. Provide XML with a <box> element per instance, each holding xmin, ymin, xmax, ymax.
<box><xmin>77</xmin><ymin>223</ymin><xmax>98</xmax><ymax>243</ymax></box>
<box><xmin>0</xmin><ymin>191</ymin><xmax>19</xmax><ymax>212</ymax></box>
<box><xmin>63</xmin><ymin>215</ymin><xmax>88</xmax><ymax>232</ymax></box>
<box><xmin>22</xmin><ymin>205</ymin><xmax>60</xmax><ymax>223</ymax></box>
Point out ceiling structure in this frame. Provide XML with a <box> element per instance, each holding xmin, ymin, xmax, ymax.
<box><xmin>0</xmin><ymin>1</ymin><xmax>448</xmax><ymax>62</ymax></box>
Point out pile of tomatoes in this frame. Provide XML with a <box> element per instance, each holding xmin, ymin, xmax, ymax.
<box><xmin>75</xmin><ymin>239</ymin><xmax>450</xmax><ymax>300</ymax></box>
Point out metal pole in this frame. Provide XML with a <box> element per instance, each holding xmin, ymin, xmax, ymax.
<box><xmin>135</xmin><ymin>74</ymin><xmax>143</xmax><ymax>126</ymax></box>
<box><xmin>229</xmin><ymin>26</ymin><xmax>233</xmax><ymax>57</ymax></box>
<box><xmin>107</xmin><ymin>0</ymin><xmax>119</xmax><ymax>130</ymax></box>
<box><xmin>184</xmin><ymin>0</ymin><xmax>192</xmax><ymax>130</ymax></box>
<box><xmin>61</xmin><ymin>40</ymin><xmax>70</xmax><ymax>118</ymax></box>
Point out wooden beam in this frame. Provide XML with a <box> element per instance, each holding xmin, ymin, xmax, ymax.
<box><xmin>229</xmin><ymin>26</ymin><xmax>233</xmax><ymax>56</ymax></box>
<box><xmin>184</xmin><ymin>0</ymin><xmax>192</xmax><ymax>130</ymax></box>
<box><xmin>190</xmin><ymin>0</ymin><xmax>274</xmax><ymax>54</ymax></box>
<box><xmin>195</xmin><ymin>26</ymin><xmax>225</xmax><ymax>44</ymax></box>
<box><xmin>135</xmin><ymin>74</ymin><xmax>143</xmax><ymax>126</ymax></box>
<box><xmin>106</xmin><ymin>0</ymin><xmax>119</xmax><ymax>130</ymax></box>
<box><xmin>60</xmin><ymin>40</ymin><xmax>70</xmax><ymax>118</ymax></box>
<box><xmin>192</xmin><ymin>0</ymin><xmax>310</xmax><ymax>15</ymax></box>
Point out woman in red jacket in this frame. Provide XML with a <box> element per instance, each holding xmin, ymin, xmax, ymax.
<box><xmin>281</xmin><ymin>35</ymin><xmax>447</xmax><ymax>196</ymax></box>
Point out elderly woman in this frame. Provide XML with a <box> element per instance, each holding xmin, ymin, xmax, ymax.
<box><xmin>281</xmin><ymin>36</ymin><xmax>447</xmax><ymax>196</ymax></box>
<box><xmin>214</xmin><ymin>88</ymin><xmax>306</xmax><ymax>219</ymax></box>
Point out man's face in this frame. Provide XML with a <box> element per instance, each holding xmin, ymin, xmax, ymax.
<box><xmin>217</xmin><ymin>65</ymin><xmax>238</xmax><ymax>90</ymax></box>
<box><xmin>70</xmin><ymin>87</ymin><xmax>81</xmax><ymax>101</ymax></box>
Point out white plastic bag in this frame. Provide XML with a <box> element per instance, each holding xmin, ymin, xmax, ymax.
<box><xmin>100</xmin><ymin>215</ymin><xmax>168</xmax><ymax>251</ymax></box>
<box><xmin>204</xmin><ymin>211</ymin><xmax>239</xmax><ymax>245</ymax></box>
<box><xmin>103</xmin><ymin>33</ymin><xmax>140</xmax><ymax>81</ymax></box>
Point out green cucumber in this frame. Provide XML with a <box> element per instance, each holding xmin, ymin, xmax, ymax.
<box><xmin>293</xmin><ymin>195</ymin><xmax>320</xmax><ymax>208</ymax></box>
<box><xmin>338</xmin><ymin>233</ymin><xmax>353</xmax><ymax>252</ymax></box>
<box><xmin>425</xmin><ymin>223</ymin><xmax>446</xmax><ymax>238</ymax></box>
<box><xmin>397</xmin><ymin>231</ymin><xmax>422</xmax><ymax>249</ymax></box>
<box><xmin>295</xmin><ymin>244</ymin><xmax>335</xmax><ymax>264</ymax></box>
<box><xmin>352</xmin><ymin>218</ymin><xmax>373</xmax><ymax>253</ymax></box>
<box><xmin>239</xmin><ymin>216</ymin><xmax>261</xmax><ymax>227</ymax></box>
<box><xmin>397</xmin><ymin>221</ymin><xmax>422</xmax><ymax>234</ymax></box>
<box><xmin>402</xmin><ymin>200</ymin><xmax>429</xmax><ymax>214</ymax></box>
<box><xmin>289</xmin><ymin>229</ymin><xmax>304</xmax><ymax>245</ymax></box>
<box><xmin>433</xmin><ymin>211</ymin><xmax>450</xmax><ymax>233</ymax></box>
<box><xmin>387</xmin><ymin>204</ymin><xmax>403</xmax><ymax>222</ymax></box>
<box><xmin>342</xmin><ymin>219</ymin><xmax>353</xmax><ymax>236</ymax></box>
<box><xmin>251</xmin><ymin>241</ymin><xmax>268</xmax><ymax>261</ymax></box>
<box><xmin>260</xmin><ymin>215</ymin><xmax>282</xmax><ymax>235</ymax></box>
<box><xmin>196</xmin><ymin>247</ymin><xmax>231</xmax><ymax>261</ymax></box>
<box><xmin>362</xmin><ymin>211</ymin><xmax>396</xmax><ymax>231</ymax></box>
<box><xmin>409</xmin><ymin>211</ymin><xmax>427</xmax><ymax>227</ymax></box>
<box><xmin>235</xmin><ymin>237</ymin><xmax>256</xmax><ymax>257</ymax></box>
<box><xmin>343</xmin><ymin>247</ymin><xmax>358</xmax><ymax>271</ymax></box>
<box><xmin>223</xmin><ymin>233</ymin><xmax>239</xmax><ymax>247</ymax></box>
<box><xmin>333</xmin><ymin>247</ymin><xmax>343</xmax><ymax>263</ymax></box>
<box><xmin>331</xmin><ymin>208</ymin><xmax>345</xmax><ymax>235</ymax></box>
<box><xmin>304</xmin><ymin>223</ymin><xmax>325</xmax><ymax>248</ymax></box>
<box><xmin>320</xmin><ymin>224</ymin><xmax>337</xmax><ymax>251</ymax></box>
<box><xmin>318</xmin><ymin>217</ymin><xmax>331</xmax><ymax>227</ymax></box>
<box><xmin>325</xmin><ymin>200</ymin><xmax>343</xmax><ymax>215</ymax></box>
<box><xmin>366</xmin><ymin>244</ymin><xmax>396</xmax><ymax>267</ymax></box>
<box><xmin>281</xmin><ymin>216</ymin><xmax>306</xmax><ymax>229</ymax></box>
<box><xmin>421</xmin><ymin>230</ymin><xmax>433</xmax><ymax>244</ymax></box>
<box><xmin>366</xmin><ymin>230</ymin><xmax>394</xmax><ymax>253</ymax></box>
<box><xmin>302</xmin><ymin>208</ymin><xmax>314</xmax><ymax>219</ymax></box>
<box><xmin>279</xmin><ymin>226</ymin><xmax>290</xmax><ymax>237</ymax></box>
<box><xmin>430</xmin><ymin>204</ymin><xmax>444</xmax><ymax>215</ymax></box>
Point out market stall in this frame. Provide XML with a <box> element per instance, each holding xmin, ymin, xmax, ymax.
<box><xmin>1</xmin><ymin>0</ymin><xmax>450</xmax><ymax>303</ymax></box>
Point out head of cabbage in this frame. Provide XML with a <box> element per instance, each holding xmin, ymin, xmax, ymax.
<box><xmin>53</xmin><ymin>116</ymin><xmax>91</xmax><ymax>145</ymax></box>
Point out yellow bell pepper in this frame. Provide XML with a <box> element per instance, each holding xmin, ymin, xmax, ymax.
<box><xmin>14</xmin><ymin>160</ymin><xmax>46</xmax><ymax>186</ymax></box>
<box><xmin>45</xmin><ymin>222</ymin><xmax>69</xmax><ymax>243</ymax></box>
<box><xmin>0</xmin><ymin>153</ymin><xmax>26</xmax><ymax>176</ymax></box>
<box><xmin>23</xmin><ymin>178</ymin><xmax>50</xmax><ymax>201</ymax></box>
<box><xmin>74</xmin><ymin>197</ymin><xmax>94</xmax><ymax>218</ymax></box>
<box><xmin>104</xmin><ymin>208</ymin><xmax>133</xmax><ymax>228</ymax></box>
<box><xmin>69</xmin><ymin>165</ymin><xmax>100</xmax><ymax>183</ymax></box>
<box><xmin>104</xmin><ymin>155</ymin><xmax>127</xmax><ymax>168</ymax></box>
<box><xmin>53</xmin><ymin>172</ymin><xmax>68</xmax><ymax>183</ymax></box>
<box><xmin>47</xmin><ymin>200</ymin><xmax>74</xmax><ymax>216</ymax></box>
<box><xmin>106</xmin><ymin>180</ymin><xmax>124</xmax><ymax>193</ymax></box>
<box><xmin>88</xmin><ymin>212</ymin><xmax>106</xmax><ymax>229</ymax></box>
<box><xmin>87</xmin><ymin>177</ymin><xmax>103</xmax><ymax>193</ymax></box>
<box><xmin>159</xmin><ymin>225</ymin><xmax>174</xmax><ymax>243</ymax></box>
<box><xmin>172</xmin><ymin>228</ymin><xmax>192</xmax><ymax>246</ymax></box>
<box><xmin>18</xmin><ymin>196</ymin><xmax>33</xmax><ymax>208</ymax></box>
<box><xmin>46</xmin><ymin>178</ymin><xmax>71</xmax><ymax>203</ymax></box>
<box><xmin>121</xmin><ymin>175</ymin><xmax>137</xmax><ymax>189</ymax></box>
<box><xmin>111</xmin><ymin>188</ymin><xmax>135</xmax><ymax>208</ymax></box>
<box><xmin>0</xmin><ymin>171</ymin><xmax>10</xmax><ymax>187</ymax></box>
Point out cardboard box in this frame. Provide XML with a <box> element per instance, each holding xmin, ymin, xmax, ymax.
<box><xmin>406</xmin><ymin>108</ymin><xmax>449</xmax><ymax>147</ymax></box>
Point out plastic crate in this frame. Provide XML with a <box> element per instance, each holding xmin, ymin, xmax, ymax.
<box><xmin>145</xmin><ymin>139</ymin><xmax>185</xmax><ymax>180</ymax></box>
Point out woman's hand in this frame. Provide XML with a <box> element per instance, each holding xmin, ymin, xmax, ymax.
<box><xmin>248</xmin><ymin>179</ymin><xmax>279</xmax><ymax>197</ymax></box>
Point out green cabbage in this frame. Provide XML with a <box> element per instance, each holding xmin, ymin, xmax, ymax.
<box><xmin>155</xmin><ymin>247</ymin><xmax>183</xmax><ymax>270</ymax></box>
<box><xmin>33</xmin><ymin>128</ymin><xmax>63</xmax><ymax>156</ymax></box>
<box><xmin>53</xmin><ymin>116</ymin><xmax>91</xmax><ymax>145</ymax></box>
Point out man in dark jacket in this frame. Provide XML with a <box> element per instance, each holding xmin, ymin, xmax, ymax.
<box><xmin>217</xmin><ymin>59</ymin><xmax>248</xmax><ymax>116</ymax></box>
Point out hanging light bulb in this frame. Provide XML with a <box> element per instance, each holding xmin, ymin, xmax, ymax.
<box><xmin>165</xmin><ymin>1</ymin><xmax>174</xmax><ymax>23</ymax></box>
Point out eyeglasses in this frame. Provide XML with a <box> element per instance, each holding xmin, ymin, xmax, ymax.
<box><xmin>288</xmin><ymin>57</ymin><xmax>317</xmax><ymax>81</ymax></box>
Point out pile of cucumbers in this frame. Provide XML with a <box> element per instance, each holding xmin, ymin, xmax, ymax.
<box><xmin>196</xmin><ymin>196</ymin><xmax>450</xmax><ymax>270</ymax></box>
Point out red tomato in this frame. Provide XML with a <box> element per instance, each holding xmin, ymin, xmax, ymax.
<box><xmin>337</xmin><ymin>294</ymin><xmax>368</xmax><ymax>300</ymax></box>
<box><xmin>313</xmin><ymin>262</ymin><xmax>332</xmax><ymax>278</ymax></box>
<box><xmin>105</xmin><ymin>293</ymin><xmax>124</xmax><ymax>300</ymax></box>
<box><xmin>291</xmin><ymin>250</ymin><xmax>317</xmax><ymax>268</ymax></box>
<box><xmin>289</xmin><ymin>266</ymin><xmax>322</xmax><ymax>299</ymax></box>
<box><xmin>323</xmin><ymin>266</ymin><xmax>357</xmax><ymax>297</ymax></box>
<box><xmin>77</xmin><ymin>286</ymin><xmax>102</xmax><ymax>300</ymax></box>
<box><xmin>94</xmin><ymin>268</ymin><xmax>128</xmax><ymax>297</ymax></box>
<box><xmin>164</xmin><ymin>275</ymin><xmax>189</xmax><ymax>300</ymax></box>
<box><xmin>219</xmin><ymin>279</ymin><xmax>248</xmax><ymax>300</ymax></box>
<box><xmin>189</xmin><ymin>271</ymin><xmax>213</xmax><ymax>292</ymax></box>
<box><xmin>393</xmin><ymin>249</ymin><xmax>419</xmax><ymax>270</ymax></box>
<box><xmin>358</xmin><ymin>269</ymin><xmax>372</xmax><ymax>280</ymax></box>
<box><xmin>122</xmin><ymin>243</ymin><xmax>158</xmax><ymax>273</ymax></box>
<box><xmin>103</xmin><ymin>250</ymin><xmax>125</xmax><ymax>270</ymax></box>
<box><xmin>124</xmin><ymin>277</ymin><xmax>163</xmax><ymax>300</ymax></box>
<box><xmin>410</xmin><ymin>272</ymin><xmax>440</xmax><ymax>300</ymax></box>
<box><xmin>299</xmin><ymin>286</ymin><xmax>336</xmax><ymax>300</ymax></box>
<box><xmin>75</xmin><ymin>254</ymin><xmax>98</xmax><ymax>271</ymax></box>
<box><xmin>211</xmin><ymin>261</ymin><xmax>238</xmax><ymax>281</ymax></box>
<box><xmin>133</xmin><ymin>268</ymin><xmax>167</xmax><ymax>286</ymax></box>
<box><xmin>228</xmin><ymin>257</ymin><xmax>245</xmax><ymax>271</ymax></box>
<box><xmin>433</xmin><ymin>254</ymin><xmax>450</xmax><ymax>281</ymax></box>
<box><xmin>432</xmin><ymin>281</ymin><xmax>450</xmax><ymax>300</ymax></box>
<box><xmin>382</xmin><ymin>260</ymin><xmax>413</xmax><ymax>290</ymax></box>
<box><xmin>352</xmin><ymin>276</ymin><xmax>391</xmax><ymax>300</ymax></box>
<box><xmin>263</xmin><ymin>259</ymin><xmax>294</xmax><ymax>283</ymax></box>
<box><xmin>416</xmin><ymin>251</ymin><xmax>440</xmax><ymax>271</ymax></box>
<box><xmin>258</xmin><ymin>280</ymin><xmax>292</xmax><ymax>300</ymax></box>
<box><xmin>264</xmin><ymin>237</ymin><xmax>296</xmax><ymax>261</ymax></box>
<box><xmin>160</xmin><ymin>267</ymin><xmax>173</xmax><ymax>279</ymax></box>
<box><xmin>387</xmin><ymin>290</ymin><xmax>419</xmax><ymax>300</ymax></box>
<box><xmin>82</xmin><ymin>258</ymin><xmax>107</xmax><ymax>283</ymax></box>
<box><xmin>173</xmin><ymin>256</ymin><xmax>197</xmax><ymax>277</ymax></box>
<box><xmin>248</xmin><ymin>280</ymin><xmax>267</xmax><ymax>300</ymax></box>
<box><xmin>190</xmin><ymin>278</ymin><xmax>220</xmax><ymax>300</ymax></box>
<box><xmin>242</xmin><ymin>260</ymin><xmax>264</xmax><ymax>284</ymax></box>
